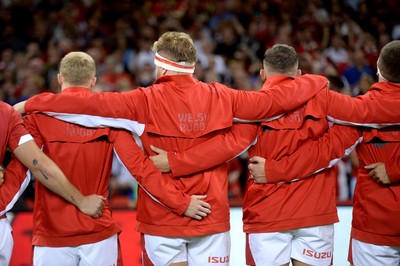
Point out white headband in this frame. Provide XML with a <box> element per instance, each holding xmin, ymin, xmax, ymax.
<box><xmin>154</xmin><ymin>53</ymin><xmax>195</xmax><ymax>74</ymax></box>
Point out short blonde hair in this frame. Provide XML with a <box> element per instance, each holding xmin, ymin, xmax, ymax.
<box><xmin>60</xmin><ymin>52</ymin><xmax>95</xmax><ymax>85</ymax></box>
<box><xmin>152</xmin><ymin>32</ymin><xmax>197</xmax><ymax>64</ymax></box>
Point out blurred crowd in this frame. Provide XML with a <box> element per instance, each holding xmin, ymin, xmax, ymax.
<box><xmin>1</xmin><ymin>0</ymin><xmax>399</xmax><ymax>208</ymax></box>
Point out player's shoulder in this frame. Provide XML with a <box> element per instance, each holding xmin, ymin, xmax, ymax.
<box><xmin>0</xmin><ymin>101</ymin><xmax>13</xmax><ymax>113</ymax></box>
<box><xmin>299</xmin><ymin>74</ymin><xmax>329</xmax><ymax>84</ymax></box>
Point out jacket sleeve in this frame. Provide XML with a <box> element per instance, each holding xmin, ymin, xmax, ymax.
<box><xmin>231</xmin><ymin>74</ymin><xmax>328</xmax><ymax>121</ymax></box>
<box><xmin>0</xmin><ymin>157</ymin><xmax>31</xmax><ymax>216</ymax></box>
<box><xmin>0</xmin><ymin>115</ymin><xmax>43</xmax><ymax>216</ymax></box>
<box><xmin>23</xmin><ymin>115</ymin><xmax>44</xmax><ymax>148</ymax></box>
<box><xmin>25</xmin><ymin>90</ymin><xmax>139</xmax><ymax>120</ymax></box>
<box><xmin>112</xmin><ymin>130</ymin><xmax>191</xmax><ymax>216</ymax></box>
<box><xmin>265</xmin><ymin>125</ymin><xmax>363</xmax><ymax>183</ymax></box>
<box><xmin>25</xmin><ymin>91</ymin><xmax>145</xmax><ymax>135</ymax></box>
<box><xmin>326</xmin><ymin>89</ymin><xmax>400</xmax><ymax>127</ymax></box>
<box><xmin>169</xmin><ymin>124</ymin><xmax>259</xmax><ymax>177</ymax></box>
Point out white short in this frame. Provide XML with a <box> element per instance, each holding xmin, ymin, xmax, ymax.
<box><xmin>34</xmin><ymin>234</ymin><xmax>118</xmax><ymax>266</ymax></box>
<box><xmin>142</xmin><ymin>232</ymin><xmax>230</xmax><ymax>266</ymax></box>
<box><xmin>0</xmin><ymin>218</ymin><xmax>13</xmax><ymax>266</ymax></box>
<box><xmin>351</xmin><ymin>238</ymin><xmax>400</xmax><ymax>266</ymax></box>
<box><xmin>247</xmin><ymin>225</ymin><xmax>334</xmax><ymax>266</ymax></box>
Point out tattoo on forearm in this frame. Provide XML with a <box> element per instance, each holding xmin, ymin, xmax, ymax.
<box><xmin>39</xmin><ymin>170</ymin><xmax>49</xmax><ymax>180</ymax></box>
<box><xmin>32</xmin><ymin>159</ymin><xmax>48</xmax><ymax>180</ymax></box>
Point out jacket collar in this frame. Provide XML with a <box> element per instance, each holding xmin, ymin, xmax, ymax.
<box><xmin>263</xmin><ymin>74</ymin><xmax>295</xmax><ymax>88</ymax></box>
<box><xmin>154</xmin><ymin>75</ymin><xmax>197</xmax><ymax>86</ymax></box>
<box><xmin>368</xmin><ymin>81</ymin><xmax>400</xmax><ymax>95</ymax></box>
<box><xmin>62</xmin><ymin>87</ymin><xmax>91</xmax><ymax>93</ymax></box>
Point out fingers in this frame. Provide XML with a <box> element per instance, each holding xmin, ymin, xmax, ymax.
<box><xmin>93</xmin><ymin>211</ymin><xmax>103</xmax><ymax>219</ymax></box>
<box><xmin>98</xmin><ymin>195</ymin><xmax>106</xmax><ymax>201</ymax></box>
<box><xmin>193</xmin><ymin>214</ymin><xmax>203</xmax><ymax>220</ymax></box>
<box><xmin>192</xmin><ymin>210</ymin><xmax>211</xmax><ymax>220</ymax></box>
<box><xmin>200</xmin><ymin>204</ymin><xmax>211</xmax><ymax>213</ymax></box>
<box><xmin>365</xmin><ymin>163</ymin><xmax>379</xmax><ymax>169</ymax></box>
<box><xmin>248</xmin><ymin>163</ymin><xmax>255</xmax><ymax>171</ymax></box>
<box><xmin>249</xmin><ymin>157</ymin><xmax>257</xmax><ymax>163</ymax></box>
<box><xmin>192</xmin><ymin>195</ymin><xmax>210</xmax><ymax>209</ymax></box>
<box><xmin>368</xmin><ymin>169</ymin><xmax>375</xmax><ymax>177</ymax></box>
<box><xmin>150</xmin><ymin>145</ymin><xmax>166</xmax><ymax>154</ymax></box>
<box><xmin>193</xmin><ymin>195</ymin><xmax>211</xmax><ymax>211</ymax></box>
<box><xmin>192</xmin><ymin>194</ymin><xmax>207</xmax><ymax>200</ymax></box>
<box><xmin>249</xmin><ymin>156</ymin><xmax>261</xmax><ymax>163</ymax></box>
<box><xmin>150</xmin><ymin>145</ymin><xmax>157</xmax><ymax>153</ymax></box>
<box><xmin>368</xmin><ymin>169</ymin><xmax>378</xmax><ymax>181</ymax></box>
<box><xmin>190</xmin><ymin>203</ymin><xmax>212</xmax><ymax>220</ymax></box>
<box><xmin>369</xmin><ymin>172</ymin><xmax>388</xmax><ymax>185</ymax></box>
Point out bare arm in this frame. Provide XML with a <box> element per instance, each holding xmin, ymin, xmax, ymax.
<box><xmin>4</xmin><ymin>103</ymin><xmax>104</xmax><ymax>218</ymax></box>
<box><xmin>13</xmin><ymin>140</ymin><xmax>105</xmax><ymax>218</ymax></box>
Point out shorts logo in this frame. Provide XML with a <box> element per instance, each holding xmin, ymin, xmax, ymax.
<box><xmin>303</xmin><ymin>249</ymin><xmax>332</xmax><ymax>259</ymax></box>
<box><xmin>207</xmin><ymin>256</ymin><xmax>230</xmax><ymax>263</ymax></box>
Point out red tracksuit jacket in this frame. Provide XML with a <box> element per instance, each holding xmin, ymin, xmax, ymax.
<box><xmin>0</xmin><ymin>102</ymin><xmax>31</xmax><ymax>219</ymax></box>
<box><xmin>23</xmin><ymin>74</ymin><xmax>327</xmax><ymax>237</ymax></box>
<box><xmin>163</xmin><ymin>79</ymin><xmax>400</xmax><ymax>234</ymax></box>
<box><xmin>0</xmin><ymin>88</ymin><xmax>200</xmax><ymax>245</ymax></box>
<box><xmin>263</xmin><ymin>82</ymin><xmax>400</xmax><ymax>245</ymax></box>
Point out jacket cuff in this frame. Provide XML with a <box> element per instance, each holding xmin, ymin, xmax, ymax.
<box><xmin>264</xmin><ymin>161</ymin><xmax>281</xmax><ymax>183</ymax></box>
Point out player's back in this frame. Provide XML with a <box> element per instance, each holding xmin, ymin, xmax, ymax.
<box><xmin>243</xmin><ymin>87</ymin><xmax>339</xmax><ymax>233</ymax></box>
<box><xmin>352</xmin><ymin>126</ymin><xmax>400</xmax><ymax>245</ymax></box>
<box><xmin>24</xmin><ymin>113</ymin><xmax>121</xmax><ymax>247</ymax></box>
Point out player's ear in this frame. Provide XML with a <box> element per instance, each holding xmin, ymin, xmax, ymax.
<box><xmin>90</xmin><ymin>77</ymin><xmax>97</xmax><ymax>87</ymax></box>
<box><xmin>57</xmin><ymin>73</ymin><xmax>63</xmax><ymax>85</ymax></box>
<box><xmin>260</xmin><ymin>69</ymin><xmax>266</xmax><ymax>81</ymax></box>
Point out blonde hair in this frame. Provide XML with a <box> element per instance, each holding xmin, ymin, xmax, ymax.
<box><xmin>152</xmin><ymin>32</ymin><xmax>197</xmax><ymax>64</ymax></box>
<box><xmin>59</xmin><ymin>52</ymin><xmax>95</xmax><ymax>86</ymax></box>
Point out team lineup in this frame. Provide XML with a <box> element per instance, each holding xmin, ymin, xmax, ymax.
<box><xmin>1</xmin><ymin>31</ymin><xmax>400</xmax><ymax>266</ymax></box>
